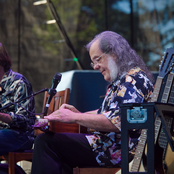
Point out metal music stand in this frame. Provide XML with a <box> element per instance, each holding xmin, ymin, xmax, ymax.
<box><xmin>121</xmin><ymin>102</ymin><xmax>155</xmax><ymax>174</ymax></box>
<box><xmin>121</xmin><ymin>102</ymin><xmax>174</xmax><ymax>174</ymax></box>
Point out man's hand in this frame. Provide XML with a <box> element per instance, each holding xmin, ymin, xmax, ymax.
<box><xmin>60</xmin><ymin>104</ymin><xmax>80</xmax><ymax>113</ymax></box>
<box><xmin>0</xmin><ymin>112</ymin><xmax>12</xmax><ymax>123</ymax></box>
<box><xmin>44</xmin><ymin>107</ymin><xmax>77</xmax><ymax>123</ymax></box>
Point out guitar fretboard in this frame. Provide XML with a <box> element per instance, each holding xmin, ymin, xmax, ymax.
<box><xmin>130</xmin><ymin>77</ymin><xmax>163</xmax><ymax>172</ymax></box>
<box><xmin>159</xmin><ymin>73</ymin><xmax>174</xmax><ymax>158</ymax></box>
<box><xmin>161</xmin><ymin>73</ymin><xmax>174</xmax><ymax>104</ymax></box>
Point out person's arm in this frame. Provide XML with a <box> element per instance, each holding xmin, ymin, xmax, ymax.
<box><xmin>60</xmin><ymin>103</ymin><xmax>98</xmax><ymax>114</ymax></box>
<box><xmin>0</xmin><ymin>112</ymin><xmax>12</xmax><ymax>123</ymax></box>
<box><xmin>44</xmin><ymin>107</ymin><xmax>119</xmax><ymax>132</ymax></box>
<box><xmin>2</xmin><ymin>76</ymin><xmax>35</xmax><ymax>129</ymax></box>
<box><xmin>74</xmin><ymin>112</ymin><xmax>118</xmax><ymax>132</ymax></box>
<box><xmin>85</xmin><ymin>110</ymin><xmax>98</xmax><ymax>114</ymax></box>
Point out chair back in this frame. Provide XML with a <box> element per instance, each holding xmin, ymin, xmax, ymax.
<box><xmin>41</xmin><ymin>88</ymin><xmax>80</xmax><ymax>133</ymax></box>
<box><xmin>42</xmin><ymin>88</ymin><xmax>70</xmax><ymax>116</ymax></box>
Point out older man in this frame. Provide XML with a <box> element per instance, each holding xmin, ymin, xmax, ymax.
<box><xmin>31</xmin><ymin>31</ymin><xmax>154</xmax><ymax>174</ymax></box>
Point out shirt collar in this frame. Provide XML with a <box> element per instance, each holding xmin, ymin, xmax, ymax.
<box><xmin>0</xmin><ymin>69</ymin><xmax>12</xmax><ymax>84</ymax></box>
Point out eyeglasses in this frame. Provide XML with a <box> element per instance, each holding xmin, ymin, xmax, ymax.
<box><xmin>90</xmin><ymin>52</ymin><xmax>106</xmax><ymax>69</ymax></box>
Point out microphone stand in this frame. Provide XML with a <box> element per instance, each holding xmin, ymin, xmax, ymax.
<box><xmin>43</xmin><ymin>88</ymin><xmax>57</xmax><ymax>116</ymax></box>
<box><xmin>0</xmin><ymin>88</ymin><xmax>48</xmax><ymax>112</ymax></box>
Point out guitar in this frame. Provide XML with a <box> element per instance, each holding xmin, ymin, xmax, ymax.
<box><xmin>158</xmin><ymin>71</ymin><xmax>174</xmax><ymax>174</ymax></box>
<box><xmin>33</xmin><ymin>118</ymin><xmax>50</xmax><ymax>132</ymax></box>
<box><xmin>129</xmin><ymin>47</ymin><xmax>174</xmax><ymax>173</ymax></box>
<box><xmin>33</xmin><ymin>118</ymin><xmax>88</xmax><ymax>134</ymax></box>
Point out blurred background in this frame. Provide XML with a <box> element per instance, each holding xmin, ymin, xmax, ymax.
<box><xmin>0</xmin><ymin>0</ymin><xmax>174</xmax><ymax>113</ymax></box>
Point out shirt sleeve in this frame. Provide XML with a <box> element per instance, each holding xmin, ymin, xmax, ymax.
<box><xmin>102</xmin><ymin>75</ymin><xmax>146</xmax><ymax>131</ymax></box>
<box><xmin>8</xmin><ymin>79</ymin><xmax>35</xmax><ymax>130</ymax></box>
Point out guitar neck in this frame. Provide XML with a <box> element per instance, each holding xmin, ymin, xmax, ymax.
<box><xmin>151</xmin><ymin>77</ymin><xmax>163</xmax><ymax>102</ymax></box>
<box><xmin>166</xmin><ymin>73</ymin><xmax>174</xmax><ymax>105</ymax></box>
<box><xmin>130</xmin><ymin>76</ymin><xmax>164</xmax><ymax>172</ymax></box>
<box><xmin>161</xmin><ymin>73</ymin><xmax>174</xmax><ymax>104</ymax></box>
<box><xmin>153</xmin><ymin>73</ymin><xmax>172</xmax><ymax>144</ymax></box>
<box><xmin>158</xmin><ymin>72</ymin><xmax>174</xmax><ymax>158</ymax></box>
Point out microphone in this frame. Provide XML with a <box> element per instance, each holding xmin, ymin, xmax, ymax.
<box><xmin>44</xmin><ymin>72</ymin><xmax>62</xmax><ymax>115</ymax></box>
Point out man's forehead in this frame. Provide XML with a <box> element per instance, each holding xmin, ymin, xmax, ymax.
<box><xmin>90</xmin><ymin>40</ymin><xmax>101</xmax><ymax>54</ymax></box>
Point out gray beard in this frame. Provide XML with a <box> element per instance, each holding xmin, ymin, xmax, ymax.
<box><xmin>108</xmin><ymin>57</ymin><xmax>118</xmax><ymax>82</ymax></box>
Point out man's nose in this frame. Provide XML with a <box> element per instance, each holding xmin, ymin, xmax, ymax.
<box><xmin>93</xmin><ymin>63</ymin><xmax>100</xmax><ymax>70</ymax></box>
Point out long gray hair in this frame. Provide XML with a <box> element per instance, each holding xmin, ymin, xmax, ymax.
<box><xmin>86</xmin><ymin>31</ymin><xmax>154</xmax><ymax>82</ymax></box>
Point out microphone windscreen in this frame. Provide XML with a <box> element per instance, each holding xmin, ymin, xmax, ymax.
<box><xmin>51</xmin><ymin>73</ymin><xmax>62</xmax><ymax>89</ymax></box>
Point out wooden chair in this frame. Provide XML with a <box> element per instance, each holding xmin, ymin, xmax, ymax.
<box><xmin>73</xmin><ymin>167</ymin><xmax>120</xmax><ymax>174</ymax></box>
<box><xmin>41</xmin><ymin>88</ymin><xmax>79</xmax><ymax>133</ymax></box>
<box><xmin>0</xmin><ymin>88</ymin><xmax>71</xmax><ymax>174</ymax></box>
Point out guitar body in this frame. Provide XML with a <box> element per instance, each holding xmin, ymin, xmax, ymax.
<box><xmin>115</xmin><ymin>160</ymin><xmax>145</xmax><ymax>174</ymax></box>
<box><xmin>33</xmin><ymin>118</ymin><xmax>88</xmax><ymax>135</ymax></box>
<box><xmin>141</xmin><ymin>143</ymin><xmax>164</xmax><ymax>174</ymax></box>
<box><xmin>154</xmin><ymin>142</ymin><xmax>165</xmax><ymax>174</ymax></box>
<box><xmin>49</xmin><ymin>122</ymin><xmax>88</xmax><ymax>133</ymax></box>
<box><xmin>160</xmin><ymin>121</ymin><xmax>174</xmax><ymax>174</ymax></box>
<box><xmin>49</xmin><ymin>122</ymin><xmax>80</xmax><ymax>133</ymax></box>
<box><xmin>164</xmin><ymin>143</ymin><xmax>174</xmax><ymax>174</ymax></box>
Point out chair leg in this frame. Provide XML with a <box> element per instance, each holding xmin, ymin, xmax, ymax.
<box><xmin>73</xmin><ymin>167</ymin><xmax>80</xmax><ymax>174</ymax></box>
<box><xmin>8</xmin><ymin>152</ymin><xmax>15</xmax><ymax>174</ymax></box>
<box><xmin>73</xmin><ymin>167</ymin><xmax>120</xmax><ymax>174</ymax></box>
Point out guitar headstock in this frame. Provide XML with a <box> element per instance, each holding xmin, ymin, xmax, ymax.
<box><xmin>159</xmin><ymin>48</ymin><xmax>174</xmax><ymax>78</ymax></box>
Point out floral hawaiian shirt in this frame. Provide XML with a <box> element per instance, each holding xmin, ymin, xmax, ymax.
<box><xmin>0</xmin><ymin>69</ymin><xmax>35</xmax><ymax>136</ymax></box>
<box><xmin>86</xmin><ymin>67</ymin><xmax>154</xmax><ymax>166</ymax></box>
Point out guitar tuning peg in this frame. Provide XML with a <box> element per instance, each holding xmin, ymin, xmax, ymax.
<box><xmin>159</xmin><ymin>65</ymin><xmax>161</xmax><ymax>68</ymax></box>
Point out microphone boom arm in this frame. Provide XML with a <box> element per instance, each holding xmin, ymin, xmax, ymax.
<box><xmin>0</xmin><ymin>88</ymin><xmax>48</xmax><ymax>111</ymax></box>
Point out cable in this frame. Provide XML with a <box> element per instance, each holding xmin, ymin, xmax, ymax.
<box><xmin>46</xmin><ymin>0</ymin><xmax>83</xmax><ymax>70</ymax></box>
